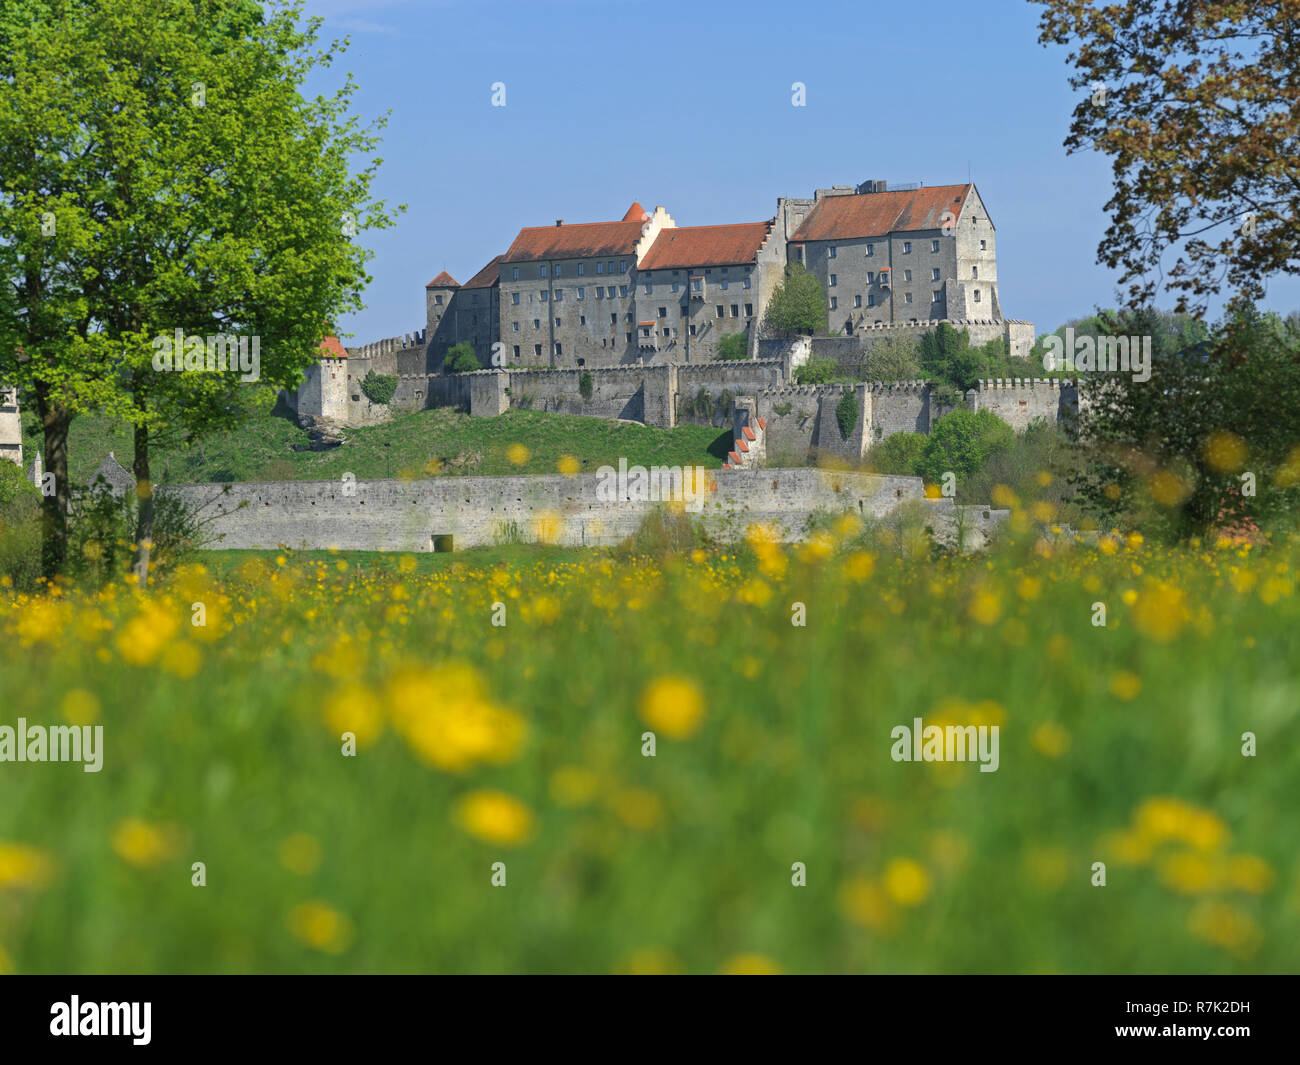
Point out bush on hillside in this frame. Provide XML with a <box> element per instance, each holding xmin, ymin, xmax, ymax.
<box><xmin>444</xmin><ymin>342</ymin><xmax>480</xmax><ymax>374</ymax></box>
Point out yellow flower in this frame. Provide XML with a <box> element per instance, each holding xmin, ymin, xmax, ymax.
<box><xmin>1132</xmin><ymin>579</ymin><xmax>1189</xmax><ymax>642</ymax></box>
<box><xmin>608</xmin><ymin>788</ymin><xmax>663</xmax><ymax>831</ymax></box>
<box><xmin>279</xmin><ymin>833</ymin><xmax>323</xmax><ymax>876</ymax></box>
<box><xmin>387</xmin><ymin>664</ymin><xmax>525</xmax><ymax>772</ymax></box>
<box><xmin>1158</xmin><ymin>851</ymin><xmax>1221</xmax><ymax>895</ymax></box>
<box><xmin>160</xmin><ymin>641</ymin><xmax>203</xmax><ymax>679</ymax></box>
<box><xmin>1225</xmin><ymin>854</ymin><xmax>1274</xmax><ymax>894</ymax></box>
<box><xmin>557</xmin><ymin>454</ymin><xmax>580</xmax><ymax>476</ymax></box>
<box><xmin>1149</xmin><ymin>469</ymin><xmax>1191</xmax><ymax>507</ymax></box>
<box><xmin>991</xmin><ymin>483</ymin><xmax>1018</xmax><ymax>508</ymax></box>
<box><xmin>719</xmin><ymin>953</ymin><xmax>782</xmax><ymax>975</ymax></box>
<box><xmin>1134</xmin><ymin>798</ymin><xmax>1228</xmax><ymax>852</ymax></box>
<box><xmin>1016</xmin><ymin>576</ymin><xmax>1041</xmax><ymax>601</ymax></box>
<box><xmin>549</xmin><ymin>766</ymin><xmax>600</xmax><ymax>808</ymax></box>
<box><xmin>1031</xmin><ymin>722</ymin><xmax>1071</xmax><ymax>758</ymax></box>
<box><xmin>1203</xmin><ymin>431</ymin><xmax>1247</xmax><ymax>473</ymax></box>
<box><xmin>1187</xmin><ymin>901</ymin><xmax>1260</xmax><ymax>956</ymax></box>
<box><xmin>111</xmin><ymin>818</ymin><xmax>181</xmax><ymax>868</ymax></box>
<box><xmin>324</xmin><ymin>683</ymin><xmax>385</xmax><ymax>748</ymax></box>
<box><xmin>287</xmin><ymin>901</ymin><xmax>354</xmax><ymax>954</ymax></box>
<box><xmin>60</xmin><ymin>689</ymin><xmax>100</xmax><ymax>726</ymax></box>
<box><xmin>968</xmin><ymin>586</ymin><xmax>1002</xmax><ymax>626</ymax></box>
<box><xmin>531</xmin><ymin>510</ymin><xmax>563</xmax><ymax>544</ymax></box>
<box><xmin>844</xmin><ymin>551</ymin><xmax>875</xmax><ymax>581</ymax></box>
<box><xmin>639</xmin><ymin>675</ymin><xmax>704</xmax><ymax>739</ymax></box>
<box><xmin>506</xmin><ymin>442</ymin><xmax>530</xmax><ymax>466</ymax></box>
<box><xmin>454</xmin><ymin>790</ymin><xmax>535</xmax><ymax>845</ymax></box>
<box><xmin>883</xmin><ymin>858</ymin><xmax>930</xmax><ymax>906</ymax></box>
<box><xmin>839</xmin><ymin>875</ymin><xmax>898</xmax><ymax>932</ymax></box>
<box><xmin>1109</xmin><ymin>670</ymin><xmax>1142</xmax><ymax>701</ymax></box>
<box><xmin>116</xmin><ymin>600</ymin><xmax>182</xmax><ymax>666</ymax></box>
<box><xmin>0</xmin><ymin>842</ymin><xmax>55</xmax><ymax>889</ymax></box>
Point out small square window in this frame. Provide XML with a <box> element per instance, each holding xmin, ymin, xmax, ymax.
<box><xmin>932</xmin><ymin>290</ymin><xmax>941</xmax><ymax>302</ymax></box>
<box><xmin>854</xmin><ymin>295</ymin><xmax>862</xmax><ymax>308</ymax></box>
<box><xmin>554</xmin><ymin>289</ymin><xmax>563</xmax><ymax>301</ymax></box>
<box><xmin>597</xmin><ymin>262</ymin><xmax>604</xmax><ymax>274</ymax></box>
<box><xmin>577</xmin><ymin>287</ymin><xmax>585</xmax><ymax>299</ymax></box>
<box><xmin>555</xmin><ymin>265</ymin><xmax>563</xmax><ymax>277</ymax></box>
<box><xmin>554</xmin><ymin>342</ymin><xmax>562</xmax><ymax>355</ymax></box>
<box><xmin>829</xmin><ymin>274</ymin><xmax>837</xmax><ymax>287</ymax></box>
<box><xmin>619</xmin><ymin>285</ymin><xmax>628</xmax><ymax>297</ymax></box>
<box><xmin>540</xmin><ymin>265</ymin><xmax>549</xmax><ymax>277</ymax></box>
<box><xmin>972</xmin><ymin>266</ymin><xmax>978</xmax><ymax>279</ymax></box>
<box><xmin>540</xmin><ymin>290</ymin><xmax>548</xmax><ymax>301</ymax></box>
<box><xmin>513</xmin><ymin>345</ymin><xmax>520</xmax><ymax>357</ymax></box>
<box><xmin>866</xmin><ymin>245</ymin><xmax>874</xmax><ymax>257</ymax></box>
<box><xmin>577</xmin><ymin>263</ymin><xmax>585</xmax><ymax>276</ymax></box>
<box><xmin>827</xmin><ymin>246</ymin><xmax>837</xmax><ymax>259</ymax></box>
<box><xmin>513</xmin><ymin>321</ymin><xmax>519</xmax><ymax>331</ymax></box>
<box><xmin>672</xmin><ymin>282</ymin><xmax>680</xmax><ymax>293</ymax></box>
<box><xmin>744</xmin><ymin>303</ymin><xmax>753</xmax><ymax>316</ymax></box>
<box><xmin>689</xmin><ymin>324</ymin><xmax>696</xmax><ymax>336</ymax></box>
<box><xmin>580</xmin><ymin>315</ymin><xmax>586</xmax><ymax>325</ymax></box>
<box><xmin>867</xmin><ymin>294</ymin><xmax>875</xmax><ymax>307</ymax></box>
<box><xmin>658</xmin><ymin>307</ymin><xmax>667</xmax><ymax>317</ymax></box>
<box><xmin>434</xmin><ymin>294</ymin><xmax>443</xmax><ymax>305</ymax></box>
<box><xmin>554</xmin><ymin>317</ymin><xmax>560</xmax><ymax>326</ymax></box>
<box><xmin>534</xmin><ymin>344</ymin><xmax>542</xmax><ymax>356</ymax></box>
<box><xmin>905</xmin><ymin>292</ymin><xmax>913</xmax><ymax>303</ymax></box>
<box><xmin>931</xmin><ymin>240</ymin><xmax>940</xmax><ymax>253</ymax></box>
<box><xmin>619</xmin><ymin>260</ymin><xmax>627</xmax><ymax>273</ymax></box>
<box><xmin>512</xmin><ymin>267</ymin><xmax>519</xmax><ymax>280</ymax></box>
<box><xmin>730</xmin><ymin>304</ymin><xmax>739</xmax><ymax>317</ymax></box>
<box><xmin>903</xmin><ymin>242</ymin><xmax>912</xmax><ymax>254</ymax></box>
<box><xmin>904</xmin><ymin>270</ymin><xmax>912</xmax><ymax>282</ymax></box>
<box><xmin>716</xmin><ymin>305</ymin><xmax>724</xmax><ymax>318</ymax></box>
<box><xmin>932</xmin><ymin>268</ymin><xmax>940</xmax><ymax>281</ymax></box>
<box><xmin>511</xmin><ymin>292</ymin><xmax>520</xmax><ymax>305</ymax></box>
<box><xmin>974</xmin><ymin>289</ymin><xmax>981</xmax><ymax>302</ymax></box>
<box><xmin>644</xmin><ymin>284</ymin><xmax>652</xmax><ymax>295</ymax></box>
<box><xmin>980</xmin><ymin>239</ymin><xmax>987</xmax><ymax>250</ymax></box>
<box><xmin>829</xmin><ymin>296</ymin><xmax>838</xmax><ymax>310</ymax></box>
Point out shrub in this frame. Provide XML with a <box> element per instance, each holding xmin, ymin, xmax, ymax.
<box><xmin>717</xmin><ymin>332</ymin><xmax>749</xmax><ymax>360</ymax></box>
<box><xmin>866</xmin><ymin>431</ymin><xmax>927</xmax><ymax>476</ymax></box>
<box><xmin>0</xmin><ymin>459</ymin><xmax>43</xmax><ymax>591</ymax></box>
<box><xmin>614</xmin><ymin>505</ymin><xmax>703</xmax><ymax>562</ymax></box>
<box><xmin>360</xmin><ymin>371</ymin><xmax>397</xmax><ymax>406</ymax></box>
<box><xmin>773</xmin><ymin>402</ymin><xmax>793</xmax><ymax>417</ymax></box>
<box><xmin>763</xmin><ymin>262</ymin><xmax>827</xmax><ymax>336</ymax></box>
<box><xmin>794</xmin><ymin>356</ymin><xmax>836</xmax><ymax>384</ymax></box>
<box><xmin>579</xmin><ymin>370</ymin><xmax>594</xmax><ymax>399</ymax></box>
<box><xmin>917</xmin><ymin>408</ymin><xmax>1015</xmax><ymax>487</ymax></box>
<box><xmin>445</xmin><ymin>342</ymin><xmax>480</xmax><ymax>374</ymax></box>
<box><xmin>835</xmin><ymin>391</ymin><xmax>858</xmax><ymax>439</ymax></box>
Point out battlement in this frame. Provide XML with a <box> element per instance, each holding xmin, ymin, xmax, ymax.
<box><xmin>349</xmin><ymin>328</ymin><xmax>427</xmax><ymax>359</ymax></box>
<box><xmin>866</xmin><ymin>380</ymin><xmax>929</xmax><ymax>393</ymax></box>
<box><xmin>977</xmin><ymin>377</ymin><xmax>1074</xmax><ymax>390</ymax></box>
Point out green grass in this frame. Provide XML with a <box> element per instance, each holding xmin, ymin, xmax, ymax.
<box><xmin>21</xmin><ymin>406</ymin><xmax>732</xmax><ymax>486</ymax></box>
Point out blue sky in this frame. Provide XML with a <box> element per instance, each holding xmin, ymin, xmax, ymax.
<box><xmin>305</xmin><ymin>0</ymin><xmax>1300</xmax><ymax>347</ymax></box>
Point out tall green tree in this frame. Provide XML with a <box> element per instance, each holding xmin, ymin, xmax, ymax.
<box><xmin>0</xmin><ymin>0</ymin><xmax>398</xmax><ymax>579</ymax></box>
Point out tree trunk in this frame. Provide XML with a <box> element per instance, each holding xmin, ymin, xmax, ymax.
<box><xmin>132</xmin><ymin>418</ymin><xmax>153</xmax><ymax>586</ymax></box>
<box><xmin>35</xmin><ymin>386</ymin><xmax>71</xmax><ymax>579</ymax></box>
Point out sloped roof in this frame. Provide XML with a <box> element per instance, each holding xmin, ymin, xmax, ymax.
<box><xmin>426</xmin><ymin>270</ymin><xmax>460</xmax><ymax>289</ymax></box>
<box><xmin>639</xmin><ymin>221</ymin><xmax>773</xmax><ymax>270</ymax></box>
<box><xmin>791</xmin><ymin>185</ymin><xmax>971</xmax><ymax>242</ymax></box>
<box><xmin>90</xmin><ymin>452</ymin><xmax>134</xmax><ymax>497</ymax></box>
<box><xmin>462</xmin><ymin>253</ymin><xmax>505</xmax><ymax>289</ymax></box>
<box><xmin>503</xmin><ymin>203</ymin><xmax>650</xmax><ymax>263</ymax></box>
<box><xmin>317</xmin><ymin>335</ymin><xmax>349</xmax><ymax>359</ymax></box>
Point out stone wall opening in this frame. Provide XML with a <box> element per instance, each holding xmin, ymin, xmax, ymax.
<box><xmin>432</xmin><ymin>534</ymin><xmax>454</xmax><ymax>553</ymax></box>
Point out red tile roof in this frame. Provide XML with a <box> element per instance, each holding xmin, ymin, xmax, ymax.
<box><xmin>462</xmin><ymin>254</ymin><xmax>504</xmax><ymax>289</ymax></box>
<box><xmin>791</xmin><ymin>185</ymin><xmax>971</xmax><ymax>242</ymax></box>
<box><xmin>425</xmin><ymin>270</ymin><xmax>459</xmax><ymax>289</ymax></box>
<box><xmin>317</xmin><ymin>335</ymin><xmax>348</xmax><ymax>359</ymax></box>
<box><xmin>639</xmin><ymin>221</ymin><xmax>773</xmax><ymax>270</ymax></box>
<box><xmin>503</xmin><ymin>203</ymin><xmax>650</xmax><ymax>263</ymax></box>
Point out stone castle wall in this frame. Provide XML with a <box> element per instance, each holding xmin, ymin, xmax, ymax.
<box><xmin>165</xmin><ymin>468</ymin><xmax>930</xmax><ymax>551</ymax></box>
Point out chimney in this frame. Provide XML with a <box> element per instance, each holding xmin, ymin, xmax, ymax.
<box><xmin>555</xmin><ymin>219</ymin><xmax>563</xmax><ymax>227</ymax></box>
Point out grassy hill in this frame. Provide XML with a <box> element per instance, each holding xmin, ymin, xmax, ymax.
<box><xmin>20</xmin><ymin>405</ymin><xmax>732</xmax><ymax>486</ymax></box>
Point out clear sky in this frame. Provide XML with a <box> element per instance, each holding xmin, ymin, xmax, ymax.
<box><xmin>305</xmin><ymin>0</ymin><xmax>1300</xmax><ymax>347</ymax></box>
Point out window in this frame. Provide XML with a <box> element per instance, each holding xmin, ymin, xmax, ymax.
<box><xmin>513</xmin><ymin>345</ymin><xmax>520</xmax><ymax>357</ymax></box>
<box><xmin>931</xmin><ymin>240</ymin><xmax>940</xmax><ymax>253</ymax></box>
<box><xmin>689</xmin><ymin>324</ymin><xmax>697</xmax><ymax>336</ymax></box>
<box><xmin>619</xmin><ymin>260</ymin><xmax>627</xmax><ymax>273</ymax></box>
<box><xmin>867</xmin><ymin>293</ymin><xmax>875</xmax><ymax>307</ymax></box>
<box><xmin>644</xmin><ymin>283</ymin><xmax>652</xmax><ymax>294</ymax></box>
<box><xmin>795</xmin><ymin>245</ymin><xmax>804</xmax><ymax>262</ymax></box>
<box><xmin>905</xmin><ymin>292</ymin><xmax>913</xmax><ymax>304</ymax></box>
<box><xmin>580</xmin><ymin>315</ymin><xmax>586</xmax><ymax>325</ymax></box>
<box><xmin>434</xmin><ymin>294</ymin><xmax>443</xmax><ymax>305</ymax></box>
<box><xmin>577</xmin><ymin>287</ymin><xmax>585</xmax><ymax>299</ymax></box>
<box><xmin>619</xmin><ymin>285</ymin><xmax>628</xmax><ymax>297</ymax></box>
<box><xmin>866</xmin><ymin>244</ymin><xmax>874</xmax><ymax>257</ymax></box>
<box><xmin>854</xmin><ymin>295</ymin><xmax>862</xmax><ymax>308</ymax></box>
<box><xmin>534</xmin><ymin>344</ymin><xmax>542</xmax><ymax>356</ymax></box>
<box><xmin>692</xmin><ymin>278</ymin><xmax>702</xmax><ymax>292</ymax></box>
<box><xmin>867</xmin><ymin>271</ymin><xmax>874</xmax><ymax>284</ymax></box>
<box><xmin>973</xmin><ymin>289</ymin><xmax>981</xmax><ymax>302</ymax></box>
<box><xmin>554</xmin><ymin>317</ymin><xmax>560</xmax><ymax>326</ymax></box>
<box><xmin>827</xmin><ymin>245</ymin><xmax>837</xmax><ymax>259</ymax></box>
<box><xmin>980</xmin><ymin>239</ymin><xmax>987</xmax><ymax>250</ymax></box>
<box><xmin>745</xmin><ymin>303</ymin><xmax>753</xmax><ymax>316</ymax></box>
<box><xmin>716</xmin><ymin>305</ymin><xmax>724</xmax><ymax>318</ymax></box>
<box><xmin>540</xmin><ymin>265</ymin><xmax>548</xmax><ymax>277</ymax></box>
<box><xmin>626</xmin><ymin>332</ymin><xmax>632</xmax><ymax>342</ymax></box>
<box><xmin>662</xmin><ymin>328</ymin><xmax>670</xmax><ymax>337</ymax></box>
<box><xmin>533</xmin><ymin>319</ymin><xmax>540</xmax><ymax>328</ymax></box>
<box><xmin>743</xmin><ymin>278</ymin><xmax>751</xmax><ymax>289</ymax></box>
<box><xmin>829</xmin><ymin>274</ymin><xmax>837</xmax><ymax>287</ymax></box>
<box><xmin>512</xmin><ymin>267</ymin><xmax>520</xmax><ymax>280</ymax></box>
<box><xmin>511</xmin><ymin>292</ymin><xmax>520</xmax><ymax>305</ymax></box>
<box><xmin>829</xmin><ymin>296</ymin><xmax>838</xmax><ymax>310</ymax></box>
<box><xmin>730</xmin><ymin>304</ymin><xmax>739</xmax><ymax>317</ymax></box>
<box><xmin>971</xmin><ymin>266</ymin><xmax>978</xmax><ymax>279</ymax></box>
<box><xmin>932</xmin><ymin>290</ymin><xmax>941</xmax><ymax>302</ymax></box>
<box><xmin>577</xmin><ymin>263</ymin><xmax>585</xmax><ymax>276</ymax></box>
<box><xmin>596</xmin><ymin>287</ymin><xmax>603</xmax><ymax>298</ymax></box>
<box><xmin>672</xmin><ymin>282</ymin><xmax>679</xmax><ymax>293</ymax></box>
<box><xmin>607</xmin><ymin>261</ymin><xmax>614</xmax><ymax>273</ymax></box>
<box><xmin>554</xmin><ymin>343</ymin><xmax>562</xmax><ymax>355</ymax></box>
<box><xmin>903</xmin><ymin>241</ymin><xmax>912</xmax><ymax>254</ymax></box>
<box><xmin>540</xmin><ymin>290</ymin><xmax>548</xmax><ymax>301</ymax></box>
<box><xmin>658</xmin><ymin>307</ymin><xmax>667</xmax><ymax>318</ymax></box>
<box><xmin>721</xmin><ymin>280</ymin><xmax>728</xmax><ymax>290</ymax></box>
<box><xmin>931</xmin><ymin>268</ymin><xmax>940</xmax><ymax>281</ymax></box>
<box><xmin>597</xmin><ymin>262</ymin><xmax>604</xmax><ymax>274</ymax></box>
<box><xmin>554</xmin><ymin>289</ymin><xmax>563</xmax><ymax>301</ymax></box>
<box><xmin>513</xmin><ymin>321</ymin><xmax>519</xmax><ymax>331</ymax></box>
<box><xmin>555</xmin><ymin>265</ymin><xmax>562</xmax><ymax>277</ymax></box>
<box><xmin>721</xmin><ymin>266</ymin><xmax>729</xmax><ymax>275</ymax></box>
<box><xmin>611</xmin><ymin>314</ymin><xmax>617</xmax><ymax>325</ymax></box>
<box><xmin>904</xmin><ymin>270</ymin><xmax>912</xmax><ymax>282</ymax></box>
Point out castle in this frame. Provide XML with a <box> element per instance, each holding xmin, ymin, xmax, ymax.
<box><xmin>291</xmin><ymin>179</ymin><xmax>1058</xmax><ymax>465</ymax></box>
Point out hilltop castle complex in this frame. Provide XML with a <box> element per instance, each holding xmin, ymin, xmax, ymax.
<box><xmin>291</xmin><ymin>179</ymin><xmax>1061</xmax><ymax>467</ymax></box>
